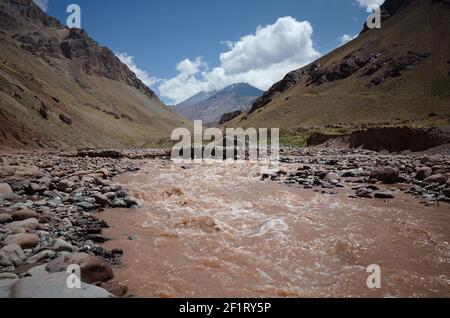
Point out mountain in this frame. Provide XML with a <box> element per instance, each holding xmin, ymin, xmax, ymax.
<box><xmin>173</xmin><ymin>83</ymin><xmax>263</xmax><ymax>123</ymax></box>
<box><xmin>229</xmin><ymin>0</ymin><xmax>450</xmax><ymax>132</ymax></box>
<box><xmin>0</xmin><ymin>0</ymin><xmax>187</xmax><ymax>149</ymax></box>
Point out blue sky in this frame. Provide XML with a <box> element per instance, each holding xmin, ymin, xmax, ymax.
<box><xmin>34</xmin><ymin>0</ymin><xmax>384</xmax><ymax>104</ymax></box>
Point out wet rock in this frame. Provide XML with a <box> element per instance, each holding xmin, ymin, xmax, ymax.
<box><xmin>84</xmin><ymin>234</ymin><xmax>107</xmax><ymax>243</ymax></box>
<box><xmin>99</xmin><ymin>280</ymin><xmax>127</xmax><ymax>297</ymax></box>
<box><xmin>123</xmin><ymin>197</ymin><xmax>138</xmax><ymax>207</ymax></box>
<box><xmin>4</xmin><ymin>233</ymin><xmax>39</xmax><ymax>249</ymax></box>
<box><xmin>443</xmin><ymin>188</ymin><xmax>450</xmax><ymax>198</ymax></box>
<box><xmin>112</xmin><ymin>199</ymin><xmax>127</xmax><ymax>208</ymax></box>
<box><xmin>111</xmin><ymin>248</ymin><xmax>123</xmax><ymax>256</ymax></box>
<box><xmin>92</xmin><ymin>193</ymin><xmax>109</xmax><ymax>206</ymax></box>
<box><xmin>374</xmin><ymin>191</ymin><xmax>395</xmax><ymax>199</ymax></box>
<box><xmin>356</xmin><ymin>188</ymin><xmax>374</xmax><ymax>198</ymax></box>
<box><xmin>46</xmin><ymin>252</ymin><xmax>114</xmax><ymax>284</ymax></box>
<box><xmin>370</xmin><ymin>166</ymin><xmax>400</xmax><ymax>184</ymax></box>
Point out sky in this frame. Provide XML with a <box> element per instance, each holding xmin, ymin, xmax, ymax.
<box><xmin>34</xmin><ymin>0</ymin><xmax>385</xmax><ymax>104</ymax></box>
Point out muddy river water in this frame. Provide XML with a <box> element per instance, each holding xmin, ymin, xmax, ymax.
<box><xmin>101</xmin><ymin>159</ymin><xmax>450</xmax><ymax>298</ymax></box>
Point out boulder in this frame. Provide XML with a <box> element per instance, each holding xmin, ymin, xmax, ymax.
<box><xmin>0</xmin><ymin>213</ymin><xmax>12</xmax><ymax>224</ymax></box>
<box><xmin>46</xmin><ymin>252</ymin><xmax>114</xmax><ymax>284</ymax></box>
<box><xmin>5</xmin><ymin>218</ymin><xmax>40</xmax><ymax>231</ymax></box>
<box><xmin>0</xmin><ymin>244</ymin><xmax>26</xmax><ymax>267</ymax></box>
<box><xmin>370</xmin><ymin>166</ymin><xmax>400</xmax><ymax>184</ymax></box>
<box><xmin>57</xmin><ymin>179</ymin><xmax>74</xmax><ymax>192</ymax></box>
<box><xmin>0</xmin><ymin>183</ymin><xmax>16</xmax><ymax>200</ymax></box>
<box><xmin>51</xmin><ymin>238</ymin><xmax>76</xmax><ymax>252</ymax></box>
<box><xmin>11</xmin><ymin>209</ymin><xmax>40</xmax><ymax>222</ymax></box>
<box><xmin>5</xmin><ymin>272</ymin><xmax>113</xmax><ymax>298</ymax></box>
<box><xmin>0</xmin><ymin>278</ymin><xmax>17</xmax><ymax>298</ymax></box>
<box><xmin>415</xmin><ymin>167</ymin><xmax>432</xmax><ymax>180</ymax></box>
<box><xmin>27</xmin><ymin>250</ymin><xmax>56</xmax><ymax>264</ymax></box>
<box><xmin>100</xmin><ymin>280</ymin><xmax>128</xmax><ymax>297</ymax></box>
<box><xmin>423</xmin><ymin>174</ymin><xmax>448</xmax><ymax>185</ymax></box>
<box><xmin>4</xmin><ymin>233</ymin><xmax>39</xmax><ymax>249</ymax></box>
<box><xmin>92</xmin><ymin>193</ymin><xmax>109</xmax><ymax>206</ymax></box>
<box><xmin>323</xmin><ymin>172</ymin><xmax>340</xmax><ymax>181</ymax></box>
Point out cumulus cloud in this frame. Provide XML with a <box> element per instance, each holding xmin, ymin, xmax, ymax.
<box><xmin>33</xmin><ymin>0</ymin><xmax>49</xmax><ymax>12</ymax></box>
<box><xmin>339</xmin><ymin>34</ymin><xmax>358</xmax><ymax>45</ymax></box>
<box><xmin>159</xmin><ymin>16</ymin><xmax>320</xmax><ymax>104</ymax></box>
<box><xmin>356</xmin><ymin>0</ymin><xmax>385</xmax><ymax>12</ymax></box>
<box><xmin>176</xmin><ymin>57</ymin><xmax>207</xmax><ymax>76</ymax></box>
<box><xmin>116</xmin><ymin>52</ymin><xmax>159</xmax><ymax>87</ymax></box>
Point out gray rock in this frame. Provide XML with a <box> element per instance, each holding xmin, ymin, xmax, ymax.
<box><xmin>11</xmin><ymin>209</ymin><xmax>40</xmax><ymax>221</ymax></box>
<box><xmin>25</xmin><ymin>264</ymin><xmax>48</xmax><ymax>277</ymax></box>
<box><xmin>0</xmin><ymin>244</ymin><xmax>26</xmax><ymax>267</ymax></box>
<box><xmin>27</xmin><ymin>250</ymin><xmax>56</xmax><ymax>264</ymax></box>
<box><xmin>5</xmin><ymin>218</ymin><xmax>40</xmax><ymax>231</ymax></box>
<box><xmin>51</xmin><ymin>238</ymin><xmax>76</xmax><ymax>252</ymax></box>
<box><xmin>0</xmin><ymin>183</ymin><xmax>16</xmax><ymax>201</ymax></box>
<box><xmin>323</xmin><ymin>172</ymin><xmax>340</xmax><ymax>181</ymax></box>
<box><xmin>77</xmin><ymin>202</ymin><xmax>94</xmax><ymax>210</ymax></box>
<box><xmin>46</xmin><ymin>252</ymin><xmax>114</xmax><ymax>284</ymax></box>
<box><xmin>57</xmin><ymin>179</ymin><xmax>74</xmax><ymax>192</ymax></box>
<box><xmin>0</xmin><ymin>273</ymin><xmax>18</xmax><ymax>280</ymax></box>
<box><xmin>0</xmin><ymin>278</ymin><xmax>17</xmax><ymax>298</ymax></box>
<box><xmin>4</xmin><ymin>272</ymin><xmax>113</xmax><ymax>298</ymax></box>
<box><xmin>0</xmin><ymin>213</ymin><xmax>12</xmax><ymax>224</ymax></box>
<box><xmin>4</xmin><ymin>233</ymin><xmax>39</xmax><ymax>249</ymax></box>
<box><xmin>112</xmin><ymin>199</ymin><xmax>127</xmax><ymax>208</ymax></box>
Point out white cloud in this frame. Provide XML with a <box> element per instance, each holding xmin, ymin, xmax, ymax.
<box><xmin>33</xmin><ymin>0</ymin><xmax>49</xmax><ymax>12</ymax></box>
<box><xmin>339</xmin><ymin>34</ymin><xmax>358</xmax><ymax>45</ymax></box>
<box><xmin>356</xmin><ymin>0</ymin><xmax>385</xmax><ymax>12</ymax></box>
<box><xmin>115</xmin><ymin>52</ymin><xmax>159</xmax><ymax>87</ymax></box>
<box><xmin>176</xmin><ymin>57</ymin><xmax>207</xmax><ymax>76</ymax></box>
<box><xmin>159</xmin><ymin>16</ymin><xmax>320</xmax><ymax>104</ymax></box>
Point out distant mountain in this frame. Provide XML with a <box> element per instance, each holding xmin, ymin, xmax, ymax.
<box><xmin>173</xmin><ymin>83</ymin><xmax>263</xmax><ymax>123</ymax></box>
<box><xmin>175</xmin><ymin>90</ymin><xmax>218</xmax><ymax>110</ymax></box>
<box><xmin>0</xmin><ymin>0</ymin><xmax>187</xmax><ymax>149</ymax></box>
<box><xmin>231</xmin><ymin>0</ymin><xmax>450</xmax><ymax>131</ymax></box>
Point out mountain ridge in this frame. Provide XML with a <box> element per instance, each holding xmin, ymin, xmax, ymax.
<box><xmin>0</xmin><ymin>0</ymin><xmax>188</xmax><ymax>149</ymax></box>
<box><xmin>229</xmin><ymin>0</ymin><xmax>450</xmax><ymax>132</ymax></box>
<box><xmin>173</xmin><ymin>83</ymin><xmax>263</xmax><ymax>123</ymax></box>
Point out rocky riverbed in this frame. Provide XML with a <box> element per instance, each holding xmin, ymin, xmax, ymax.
<box><xmin>0</xmin><ymin>149</ymin><xmax>156</xmax><ymax>297</ymax></box>
<box><xmin>273</xmin><ymin>147</ymin><xmax>450</xmax><ymax>206</ymax></box>
<box><xmin>1</xmin><ymin>147</ymin><xmax>449</xmax><ymax>298</ymax></box>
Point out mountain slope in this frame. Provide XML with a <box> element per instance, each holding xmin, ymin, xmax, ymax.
<box><xmin>230</xmin><ymin>0</ymin><xmax>450</xmax><ymax>131</ymax></box>
<box><xmin>173</xmin><ymin>83</ymin><xmax>263</xmax><ymax>123</ymax></box>
<box><xmin>0</xmin><ymin>0</ymin><xmax>188</xmax><ymax>149</ymax></box>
